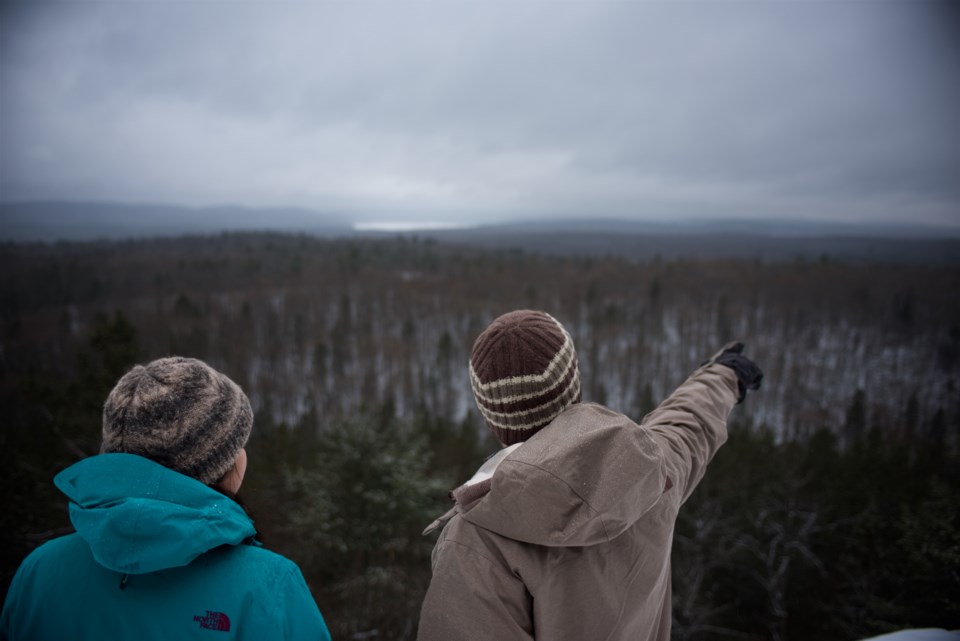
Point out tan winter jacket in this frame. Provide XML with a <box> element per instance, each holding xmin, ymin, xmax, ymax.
<box><xmin>417</xmin><ymin>362</ymin><xmax>739</xmax><ymax>641</ymax></box>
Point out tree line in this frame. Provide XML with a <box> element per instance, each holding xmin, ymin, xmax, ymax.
<box><xmin>1</xmin><ymin>232</ymin><xmax>958</xmax><ymax>639</ymax></box>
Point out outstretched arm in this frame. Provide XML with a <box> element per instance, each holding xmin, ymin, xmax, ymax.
<box><xmin>642</xmin><ymin>343</ymin><xmax>760</xmax><ymax>504</ymax></box>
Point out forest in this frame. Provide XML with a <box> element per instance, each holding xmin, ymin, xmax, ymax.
<box><xmin>1</xmin><ymin>232</ymin><xmax>958</xmax><ymax>640</ymax></box>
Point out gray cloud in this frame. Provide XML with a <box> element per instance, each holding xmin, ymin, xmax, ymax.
<box><xmin>1</xmin><ymin>0</ymin><xmax>957</xmax><ymax>226</ymax></box>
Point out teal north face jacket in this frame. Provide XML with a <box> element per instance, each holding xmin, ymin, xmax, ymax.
<box><xmin>0</xmin><ymin>453</ymin><xmax>331</xmax><ymax>641</ymax></box>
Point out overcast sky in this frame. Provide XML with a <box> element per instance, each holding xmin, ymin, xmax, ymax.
<box><xmin>1</xmin><ymin>0</ymin><xmax>958</xmax><ymax>228</ymax></box>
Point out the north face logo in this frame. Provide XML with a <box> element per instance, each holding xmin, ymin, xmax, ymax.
<box><xmin>194</xmin><ymin>610</ymin><xmax>231</xmax><ymax>632</ymax></box>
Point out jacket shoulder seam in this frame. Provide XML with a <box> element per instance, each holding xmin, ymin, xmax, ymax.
<box><xmin>438</xmin><ymin>539</ymin><xmax>528</xmax><ymax>588</ymax></box>
<box><xmin>439</xmin><ymin>538</ymin><xmax>500</xmax><ymax>566</ymax></box>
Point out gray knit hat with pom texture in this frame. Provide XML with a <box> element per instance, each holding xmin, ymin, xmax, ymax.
<box><xmin>101</xmin><ymin>356</ymin><xmax>253</xmax><ymax>485</ymax></box>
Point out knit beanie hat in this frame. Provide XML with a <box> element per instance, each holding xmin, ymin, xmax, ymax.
<box><xmin>101</xmin><ymin>356</ymin><xmax>253</xmax><ymax>485</ymax></box>
<box><xmin>470</xmin><ymin>310</ymin><xmax>581</xmax><ymax>445</ymax></box>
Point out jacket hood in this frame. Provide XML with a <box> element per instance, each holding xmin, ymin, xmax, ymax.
<box><xmin>446</xmin><ymin>403</ymin><xmax>670</xmax><ymax>547</ymax></box>
<box><xmin>54</xmin><ymin>453</ymin><xmax>256</xmax><ymax>574</ymax></box>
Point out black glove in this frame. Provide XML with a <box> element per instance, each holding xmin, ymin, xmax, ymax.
<box><xmin>711</xmin><ymin>342</ymin><xmax>763</xmax><ymax>404</ymax></box>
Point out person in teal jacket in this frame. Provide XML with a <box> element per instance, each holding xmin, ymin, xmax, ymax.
<box><xmin>0</xmin><ymin>356</ymin><xmax>331</xmax><ymax>641</ymax></box>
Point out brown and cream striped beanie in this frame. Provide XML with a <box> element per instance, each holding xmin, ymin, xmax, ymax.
<box><xmin>101</xmin><ymin>356</ymin><xmax>253</xmax><ymax>485</ymax></box>
<box><xmin>470</xmin><ymin>310</ymin><xmax>582</xmax><ymax>445</ymax></box>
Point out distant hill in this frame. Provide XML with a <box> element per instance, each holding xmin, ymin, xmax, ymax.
<box><xmin>452</xmin><ymin>216</ymin><xmax>960</xmax><ymax>239</ymax></box>
<box><xmin>0</xmin><ymin>201</ymin><xmax>352</xmax><ymax>241</ymax></box>
<box><xmin>2</xmin><ymin>200</ymin><xmax>958</xmax><ymax>265</ymax></box>
<box><xmin>417</xmin><ymin>223</ymin><xmax>960</xmax><ymax>265</ymax></box>
<box><xmin>386</xmin><ymin>218</ymin><xmax>960</xmax><ymax>265</ymax></box>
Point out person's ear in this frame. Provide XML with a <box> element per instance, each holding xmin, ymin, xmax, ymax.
<box><xmin>219</xmin><ymin>448</ymin><xmax>248</xmax><ymax>495</ymax></box>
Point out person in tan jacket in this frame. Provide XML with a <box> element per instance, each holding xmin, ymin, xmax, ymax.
<box><xmin>417</xmin><ymin>310</ymin><xmax>762</xmax><ymax>641</ymax></box>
